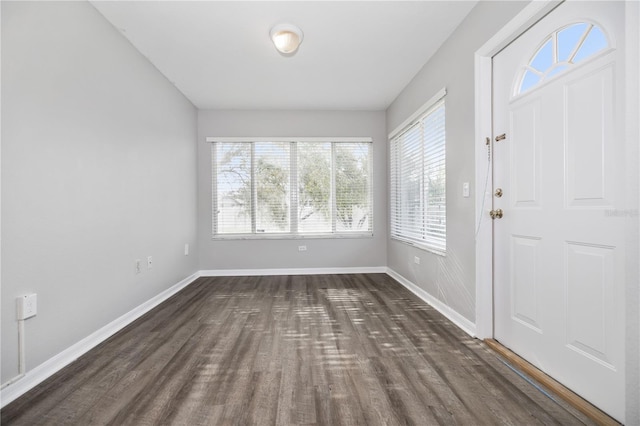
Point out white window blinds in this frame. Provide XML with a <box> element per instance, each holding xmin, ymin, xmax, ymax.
<box><xmin>212</xmin><ymin>139</ymin><xmax>372</xmax><ymax>238</ymax></box>
<box><xmin>390</xmin><ymin>97</ymin><xmax>446</xmax><ymax>254</ymax></box>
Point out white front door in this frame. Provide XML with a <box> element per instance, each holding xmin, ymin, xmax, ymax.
<box><xmin>493</xmin><ymin>1</ymin><xmax>626</xmax><ymax>421</ymax></box>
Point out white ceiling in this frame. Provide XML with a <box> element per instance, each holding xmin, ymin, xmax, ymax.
<box><xmin>91</xmin><ymin>1</ymin><xmax>477</xmax><ymax>111</ymax></box>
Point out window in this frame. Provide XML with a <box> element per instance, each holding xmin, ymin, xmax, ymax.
<box><xmin>390</xmin><ymin>90</ymin><xmax>446</xmax><ymax>254</ymax></box>
<box><xmin>518</xmin><ymin>22</ymin><xmax>610</xmax><ymax>94</ymax></box>
<box><xmin>210</xmin><ymin>138</ymin><xmax>372</xmax><ymax>238</ymax></box>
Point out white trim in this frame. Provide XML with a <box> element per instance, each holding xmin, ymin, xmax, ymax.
<box><xmin>474</xmin><ymin>52</ymin><xmax>494</xmax><ymax>340</ymax></box>
<box><xmin>199</xmin><ymin>267</ymin><xmax>387</xmax><ymax>277</ymax></box>
<box><xmin>212</xmin><ymin>232</ymin><xmax>373</xmax><ymax>241</ymax></box>
<box><xmin>476</xmin><ymin>1</ymin><xmax>563</xmax><ymax>59</ymax></box>
<box><xmin>388</xmin><ymin>87</ymin><xmax>446</xmax><ymax>139</ymax></box>
<box><xmin>473</xmin><ymin>0</ymin><xmax>563</xmax><ymax>340</ymax></box>
<box><xmin>626</xmin><ymin>1</ymin><xmax>640</xmax><ymax>423</ymax></box>
<box><xmin>0</xmin><ymin>0</ymin><xmax>3</xmax><ymax>398</ymax></box>
<box><xmin>0</xmin><ymin>266</ymin><xmax>478</xmax><ymax>408</ymax></box>
<box><xmin>211</xmin><ymin>139</ymin><xmax>374</xmax><ymax>239</ymax></box>
<box><xmin>386</xmin><ymin>268</ymin><xmax>476</xmax><ymax>337</ymax></box>
<box><xmin>0</xmin><ymin>272</ymin><xmax>200</xmax><ymax>408</ymax></box>
<box><xmin>206</xmin><ymin>136</ymin><xmax>372</xmax><ymax>143</ymax></box>
<box><xmin>389</xmin><ymin>98</ymin><xmax>447</xmax><ymax>255</ymax></box>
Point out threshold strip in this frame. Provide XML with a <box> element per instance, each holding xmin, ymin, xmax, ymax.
<box><xmin>484</xmin><ymin>338</ymin><xmax>619</xmax><ymax>426</ymax></box>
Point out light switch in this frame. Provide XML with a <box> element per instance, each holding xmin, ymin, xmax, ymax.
<box><xmin>463</xmin><ymin>182</ymin><xmax>470</xmax><ymax>198</ymax></box>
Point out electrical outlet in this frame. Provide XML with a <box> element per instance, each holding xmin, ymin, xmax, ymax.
<box><xmin>17</xmin><ymin>294</ymin><xmax>37</xmax><ymax>320</ymax></box>
<box><xmin>147</xmin><ymin>256</ymin><xmax>153</xmax><ymax>269</ymax></box>
<box><xmin>298</xmin><ymin>245</ymin><xmax>307</xmax><ymax>252</ymax></box>
<box><xmin>414</xmin><ymin>256</ymin><xmax>420</xmax><ymax>265</ymax></box>
<box><xmin>135</xmin><ymin>259</ymin><xmax>142</xmax><ymax>274</ymax></box>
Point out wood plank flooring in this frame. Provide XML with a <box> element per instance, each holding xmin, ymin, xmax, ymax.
<box><xmin>1</xmin><ymin>274</ymin><xmax>594</xmax><ymax>425</ymax></box>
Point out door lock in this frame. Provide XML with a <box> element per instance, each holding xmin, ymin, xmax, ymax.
<box><xmin>490</xmin><ymin>209</ymin><xmax>504</xmax><ymax>219</ymax></box>
<box><xmin>494</xmin><ymin>188</ymin><xmax>503</xmax><ymax>198</ymax></box>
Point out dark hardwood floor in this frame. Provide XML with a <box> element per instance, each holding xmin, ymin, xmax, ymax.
<box><xmin>1</xmin><ymin>274</ymin><xmax>593</xmax><ymax>425</ymax></box>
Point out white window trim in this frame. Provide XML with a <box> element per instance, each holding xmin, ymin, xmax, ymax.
<box><xmin>207</xmin><ymin>136</ymin><xmax>372</xmax><ymax>143</ymax></box>
<box><xmin>208</xmin><ymin>137</ymin><xmax>373</xmax><ymax>240</ymax></box>
<box><xmin>388</xmin><ymin>88</ymin><xmax>446</xmax><ymax>140</ymax></box>
<box><xmin>389</xmin><ymin>88</ymin><xmax>447</xmax><ymax>255</ymax></box>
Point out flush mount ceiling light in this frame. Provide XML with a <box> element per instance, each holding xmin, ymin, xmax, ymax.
<box><xmin>270</xmin><ymin>24</ymin><xmax>304</xmax><ymax>55</ymax></box>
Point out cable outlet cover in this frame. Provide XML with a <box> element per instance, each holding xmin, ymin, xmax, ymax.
<box><xmin>17</xmin><ymin>294</ymin><xmax>37</xmax><ymax>320</ymax></box>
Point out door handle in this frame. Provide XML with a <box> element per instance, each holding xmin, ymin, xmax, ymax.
<box><xmin>490</xmin><ymin>209</ymin><xmax>503</xmax><ymax>219</ymax></box>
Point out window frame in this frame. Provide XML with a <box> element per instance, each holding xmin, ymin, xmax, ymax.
<box><xmin>388</xmin><ymin>88</ymin><xmax>447</xmax><ymax>255</ymax></box>
<box><xmin>515</xmin><ymin>21</ymin><xmax>612</xmax><ymax>96</ymax></box>
<box><xmin>207</xmin><ymin>136</ymin><xmax>373</xmax><ymax>240</ymax></box>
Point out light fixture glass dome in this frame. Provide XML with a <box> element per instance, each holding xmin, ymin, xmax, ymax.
<box><xmin>270</xmin><ymin>24</ymin><xmax>303</xmax><ymax>54</ymax></box>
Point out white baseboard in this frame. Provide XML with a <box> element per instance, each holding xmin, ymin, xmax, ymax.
<box><xmin>386</xmin><ymin>268</ymin><xmax>477</xmax><ymax>337</ymax></box>
<box><xmin>1</xmin><ymin>267</ymin><xmax>473</xmax><ymax>408</ymax></box>
<box><xmin>199</xmin><ymin>266</ymin><xmax>387</xmax><ymax>277</ymax></box>
<box><xmin>0</xmin><ymin>272</ymin><xmax>200</xmax><ymax>408</ymax></box>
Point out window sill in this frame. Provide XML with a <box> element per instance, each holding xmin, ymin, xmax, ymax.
<box><xmin>212</xmin><ymin>233</ymin><xmax>374</xmax><ymax>241</ymax></box>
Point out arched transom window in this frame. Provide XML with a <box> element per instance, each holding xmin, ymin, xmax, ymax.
<box><xmin>517</xmin><ymin>22</ymin><xmax>610</xmax><ymax>95</ymax></box>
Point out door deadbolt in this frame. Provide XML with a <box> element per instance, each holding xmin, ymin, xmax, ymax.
<box><xmin>494</xmin><ymin>188</ymin><xmax>503</xmax><ymax>198</ymax></box>
<box><xmin>490</xmin><ymin>209</ymin><xmax>503</xmax><ymax>219</ymax></box>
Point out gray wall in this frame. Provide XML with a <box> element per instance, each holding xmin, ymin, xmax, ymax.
<box><xmin>197</xmin><ymin>110</ymin><xmax>387</xmax><ymax>270</ymax></box>
<box><xmin>385</xmin><ymin>1</ymin><xmax>528</xmax><ymax>323</ymax></box>
<box><xmin>1</xmin><ymin>1</ymin><xmax>198</xmax><ymax>383</ymax></box>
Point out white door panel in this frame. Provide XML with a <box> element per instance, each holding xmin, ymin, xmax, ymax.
<box><xmin>565</xmin><ymin>242</ymin><xmax>616</xmax><ymax>367</ymax></box>
<box><xmin>510</xmin><ymin>100</ymin><xmax>541</xmax><ymax>207</ymax></box>
<box><xmin>565</xmin><ymin>64</ymin><xmax>615</xmax><ymax>207</ymax></box>
<box><xmin>510</xmin><ymin>235</ymin><xmax>542</xmax><ymax>332</ymax></box>
<box><xmin>493</xmin><ymin>1</ymin><xmax>626</xmax><ymax>421</ymax></box>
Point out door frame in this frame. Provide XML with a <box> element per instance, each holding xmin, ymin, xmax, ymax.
<box><xmin>473</xmin><ymin>0</ymin><xmax>640</xmax><ymax>421</ymax></box>
<box><xmin>473</xmin><ymin>0</ymin><xmax>563</xmax><ymax>339</ymax></box>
